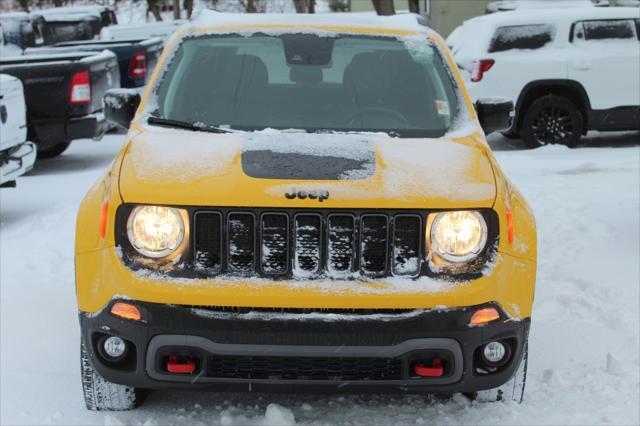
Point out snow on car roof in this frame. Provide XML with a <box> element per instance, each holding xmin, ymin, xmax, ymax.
<box><xmin>0</xmin><ymin>12</ymin><xmax>30</xmax><ymax>20</ymax></box>
<box><xmin>462</xmin><ymin>6</ymin><xmax>640</xmax><ymax>27</ymax></box>
<box><xmin>37</xmin><ymin>5</ymin><xmax>108</xmax><ymax>17</ymax></box>
<box><xmin>192</xmin><ymin>10</ymin><xmax>430</xmax><ymax>34</ymax></box>
<box><xmin>40</xmin><ymin>13</ymin><xmax>97</xmax><ymax>22</ymax></box>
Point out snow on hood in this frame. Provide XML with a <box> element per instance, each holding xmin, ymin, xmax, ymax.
<box><xmin>119</xmin><ymin>127</ymin><xmax>496</xmax><ymax>209</ymax></box>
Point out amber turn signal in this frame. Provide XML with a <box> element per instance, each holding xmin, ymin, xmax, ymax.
<box><xmin>470</xmin><ymin>307</ymin><xmax>500</xmax><ymax>326</ymax></box>
<box><xmin>110</xmin><ymin>302</ymin><xmax>141</xmax><ymax>321</ymax></box>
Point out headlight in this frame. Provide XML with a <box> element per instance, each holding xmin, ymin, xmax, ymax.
<box><xmin>430</xmin><ymin>211</ymin><xmax>487</xmax><ymax>262</ymax></box>
<box><xmin>126</xmin><ymin>206</ymin><xmax>185</xmax><ymax>258</ymax></box>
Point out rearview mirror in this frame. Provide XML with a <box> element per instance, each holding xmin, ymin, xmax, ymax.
<box><xmin>104</xmin><ymin>89</ymin><xmax>141</xmax><ymax>130</ymax></box>
<box><xmin>476</xmin><ymin>98</ymin><xmax>514</xmax><ymax>135</ymax></box>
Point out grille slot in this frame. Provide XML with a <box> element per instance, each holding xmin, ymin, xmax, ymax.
<box><xmin>360</xmin><ymin>215</ymin><xmax>389</xmax><ymax>275</ymax></box>
<box><xmin>227</xmin><ymin>213</ymin><xmax>255</xmax><ymax>272</ymax></box>
<box><xmin>392</xmin><ymin>215</ymin><xmax>421</xmax><ymax>276</ymax></box>
<box><xmin>327</xmin><ymin>215</ymin><xmax>356</xmax><ymax>276</ymax></box>
<box><xmin>260</xmin><ymin>213</ymin><xmax>289</xmax><ymax>275</ymax></box>
<box><xmin>294</xmin><ymin>214</ymin><xmax>322</xmax><ymax>277</ymax></box>
<box><xmin>207</xmin><ymin>355</ymin><xmax>403</xmax><ymax>381</ymax></box>
<box><xmin>194</xmin><ymin>212</ymin><xmax>222</xmax><ymax>272</ymax></box>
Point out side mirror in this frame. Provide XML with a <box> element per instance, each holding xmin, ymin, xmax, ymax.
<box><xmin>476</xmin><ymin>98</ymin><xmax>514</xmax><ymax>135</ymax></box>
<box><xmin>103</xmin><ymin>89</ymin><xmax>141</xmax><ymax>130</ymax></box>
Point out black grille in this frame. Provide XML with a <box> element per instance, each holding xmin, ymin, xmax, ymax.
<box><xmin>207</xmin><ymin>355</ymin><xmax>402</xmax><ymax>380</ymax></box>
<box><xmin>260</xmin><ymin>213</ymin><xmax>289</xmax><ymax>274</ymax></box>
<box><xmin>227</xmin><ymin>213</ymin><xmax>255</xmax><ymax>272</ymax></box>
<box><xmin>193</xmin><ymin>210</ymin><xmax>422</xmax><ymax>279</ymax></box>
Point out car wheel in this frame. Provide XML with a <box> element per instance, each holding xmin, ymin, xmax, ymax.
<box><xmin>38</xmin><ymin>141</ymin><xmax>72</xmax><ymax>159</ymax></box>
<box><xmin>466</xmin><ymin>341</ymin><xmax>528</xmax><ymax>403</ymax></box>
<box><xmin>81</xmin><ymin>339</ymin><xmax>144</xmax><ymax>411</ymax></box>
<box><xmin>521</xmin><ymin>95</ymin><xmax>584</xmax><ymax>148</ymax></box>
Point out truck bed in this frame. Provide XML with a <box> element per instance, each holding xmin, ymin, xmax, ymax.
<box><xmin>0</xmin><ymin>50</ymin><xmax>120</xmax><ymax>148</ymax></box>
<box><xmin>25</xmin><ymin>37</ymin><xmax>163</xmax><ymax>88</ymax></box>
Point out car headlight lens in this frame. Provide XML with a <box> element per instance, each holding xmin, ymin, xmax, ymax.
<box><xmin>430</xmin><ymin>211</ymin><xmax>487</xmax><ymax>262</ymax></box>
<box><xmin>126</xmin><ymin>206</ymin><xmax>184</xmax><ymax>258</ymax></box>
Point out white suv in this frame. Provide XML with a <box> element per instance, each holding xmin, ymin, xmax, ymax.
<box><xmin>448</xmin><ymin>7</ymin><xmax>640</xmax><ymax>147</ymax></box>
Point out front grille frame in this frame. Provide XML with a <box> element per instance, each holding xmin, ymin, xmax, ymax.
<box><xmin>115</xmin><ymin>205</ymin><xmax>499</xmax><ymax>281</ymax></box>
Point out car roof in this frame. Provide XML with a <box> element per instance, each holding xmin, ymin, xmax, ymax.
<box><xmin>463</xmin><ymin>6</ymin><xmax>639</xmax><ymax>27</ymax></box>
<box><xmin>190</xmin><ymin>10</ymin><xmax>431</xmax><ymax>35</ymax></box>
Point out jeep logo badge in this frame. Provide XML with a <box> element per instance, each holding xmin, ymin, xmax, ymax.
<box><xmin>285</xmin><ymin>188</ymin><xmax>329</xmax><ymax>202</ymax></box>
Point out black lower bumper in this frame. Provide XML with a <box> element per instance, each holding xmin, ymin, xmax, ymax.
<box><xmin>31</xmin><ymin>113</ymin><xmax>107</xmax><ymax>146</ymax></box>
<box><xmin>80</xmin><ymin>301</ymin><xmax>530</xmax><ymax>394</ymax></box>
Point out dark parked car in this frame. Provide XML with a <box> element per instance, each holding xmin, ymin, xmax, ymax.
<box><xmin>40</xmin><ymin>6</ymin><xmax>117</xmax><ymax>43</ymax></box>
<box><xmin>0</xmin><ymin>50</ymin><xmax>120</xmax><ymax>158</ymax></box>
<box><xmin>41</xmin><ymin>13</ymin><xmax>101</xmax><ymax>43</ymax></box>
<box><xmin>0</xmin><ymin>12</ymin><xmax>49</xmax><ymax>49</ymax></box>
<box><xmin>43</xmin><ymin>5</ymin><xmax>118</xmax><ymax>29</ymax></box>
<box><xmin>26</xmin><ymin>37</ymin><xmax>163</xmax><ymax>88</ymax></box>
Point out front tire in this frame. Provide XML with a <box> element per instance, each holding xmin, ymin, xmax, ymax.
<box><xmin>81</xmin><ymin>339</ymin><xmax>144</xmax><ymax>411</ymax></box>
<box><xmin>520</xmin><ymin>95</ymin><xmax>584</xmax><ymax>148</ymax></box>
<box><xmin>38</xmin><ymin>141</ymin><xmax>71</xmax><ymax>159</ymax></box>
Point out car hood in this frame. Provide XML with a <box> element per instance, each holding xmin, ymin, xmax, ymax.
<box><xmin>118</xmin><ymin>128</ymin><xmax>497</xmax><ymax>209</ymax></box>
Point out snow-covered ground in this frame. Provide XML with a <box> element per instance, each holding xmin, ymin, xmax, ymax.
<box><xmin>1</xmin><ymin>132</ymin><xmax>639</xmax><ymax>425</ymax></box>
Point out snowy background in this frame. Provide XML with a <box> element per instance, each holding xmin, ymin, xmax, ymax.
<box><xmin>1</xmin><ymin>0</ymin><xmax>639</xmax><ymax>423</ymax></box>
<box><xmin>1</xmin><ymin>131</ymin><xmax>638</xmax><ymax>425</ymax></box>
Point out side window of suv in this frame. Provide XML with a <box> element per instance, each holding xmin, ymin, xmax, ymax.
<box><xmin>572</xmin><ymin>19</ymin><xmax>637</xmax><ymax>42</ymax></box>
<box><xmin>488</xmin><ymin>24</ymin><xmax>555</xmax><ymax>53</ymax></box>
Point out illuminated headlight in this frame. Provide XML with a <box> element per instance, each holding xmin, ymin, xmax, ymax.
<box><xmin>126</xmin><ymin>206</ymin><xmax>185</xmax><ymax>258</ymax></box>
<box><xmin>430</xmin><ymin>211</ymin><xmax>487</xmax><ymax>262</ymax></box>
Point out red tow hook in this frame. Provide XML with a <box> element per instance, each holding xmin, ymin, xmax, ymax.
<box><xmin>415</xmin><ymin>358</ymin><xmax>444</xmax><ymax>377</ymax></box>
<box><xmin>166</xmin><ymin>355</ymin><xmax>196</xmax><ymax>374</ymax></box>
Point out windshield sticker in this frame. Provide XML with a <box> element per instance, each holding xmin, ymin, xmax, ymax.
<box><xmin>435</xmin><ymin>100</ymin><xmax>450</xmax><ymax>116</ymax></box>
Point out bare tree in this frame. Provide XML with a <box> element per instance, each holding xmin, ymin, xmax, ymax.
<box><xmin>173</xmin><ymin>0</ymin><xmax>181</xmax><ymax>19</ymax></box>
<box><xmin>185</xmin><ymin>0</ymin><xmax>194</xmax><ymax>18</ymax></box>
<box><xmin>240</xmin><ymin>0</ymin><xmax>257</xmax><ymax>12</ymax></box>
<box><xmin>293</xmin><ymin>0</ymin><xmax>305</xmax><ymax>12</ymax></box>
<box><xmin>147</xmin><ymin>0</ymin><xmax>163</xmax><ymax>21</ymax></box>
<box><xmin>293</xmin><ymin>0</ymin><xmax>316</xmax><ymax>13</ymax></box>
<box><xmin>371</xmin><ymin>0</ymin><xmax>395</xmax><ymax>15</ymax></box>
<box><xmin>18</xmin><ymin>0</ymin><xmax>30</xmax><ymax>12</ymax></box>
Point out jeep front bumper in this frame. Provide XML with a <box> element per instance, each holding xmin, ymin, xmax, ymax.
<box><xmin>80</xmin><ymin>300</ymin><xmax>529</xmax><ymax>394</ymax></box>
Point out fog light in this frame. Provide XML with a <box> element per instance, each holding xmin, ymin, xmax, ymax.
<box><xmin>103</xmin><ymin>336</ymin><xmax>126</xmax><ymax>358</ymax></box>
<box><xmin>483</xmin><ymin>341</ymin><xmax>506</xmax><ymax>363</ymax></box>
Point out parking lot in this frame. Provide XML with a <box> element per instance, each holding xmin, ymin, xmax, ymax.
<box><xmin>1</xmin><ymin>131</ymin><xmax>638</xmax><ymax>425</ymax></box>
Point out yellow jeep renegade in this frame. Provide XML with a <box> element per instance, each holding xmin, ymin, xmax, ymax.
<box><xmin>76</xmin><ymin>12</ymin><xmax>536</xmax><ymax>410</ymax></box>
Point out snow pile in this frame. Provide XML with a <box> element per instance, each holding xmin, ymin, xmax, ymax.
<box><xmin>221</xmin><ymin>403</ymin><xmax>295</xmax><ymax>426</ymax></box>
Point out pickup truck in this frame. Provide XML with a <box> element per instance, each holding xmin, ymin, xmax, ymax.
<box><xmin>0</xmin><ymin>50</ymin><xmax>120</xmax><ymax>158</ymax></box>
<box><xmin>26</xmin><ymin>38</ymin><xmax>163</xmax><ymax>88</ymax></box>
<box><xmin>41</xmin><ymin>13</ymin><xmax>100</xmax><ymax>43</ymax></box>
<box><xmin>100</xmin><ymin>20</ymin><xmax>186</xmax><ymax>42</ymax></box>
<box><xmin>40</xmin><ymin>5</ymin><xmax>118</xmax><ymax>31</ymax></box>
<box><xmin>0</xmin><ymin>74</ymin><xmax>36</xmax><ymax>187</ymax></box>
<box><xmin>0</xmin><ymin>12</ymin><xmax>49</xmax><ymax>50</ymax></box>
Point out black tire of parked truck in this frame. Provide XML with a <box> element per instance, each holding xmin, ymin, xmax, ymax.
<box><xmin>465</xmin><ymin>341</ymin><xmax>529</xmax><ymax>403</ymax></box>
<box><xmin>520</xmin><ymin>95</ymin><xmax>584</xmax><ymax>148</ymax></box>
<box><xmin>81</xmin><ymin>340</ymin><xmax>145</xmax><ymax>411</ymax></box>
<box><xmin>38</xmin><ymin>141</ymin><xmax>72</xmax><ymax>159</ymax></box>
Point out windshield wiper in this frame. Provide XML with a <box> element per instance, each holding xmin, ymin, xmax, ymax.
<box><xmin>147</xmin><ymin>116</ymin><xmax>237</xmax><ymax>134</ymax></box>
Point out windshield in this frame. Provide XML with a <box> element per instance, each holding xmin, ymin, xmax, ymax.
<box><xmin>152</xmin><ymin>33</ymin><xmax>459</xmax><ymax>138</ymax></box>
